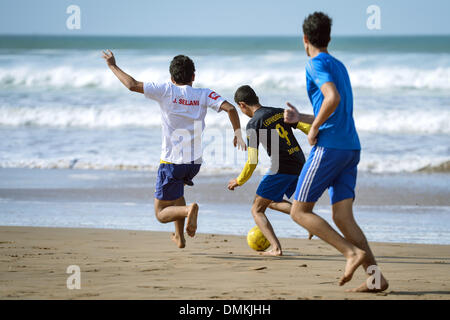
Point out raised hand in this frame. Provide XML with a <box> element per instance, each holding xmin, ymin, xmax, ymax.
<box><xmin>284</xmin><ymin>102</ymin><xmax>302</xmax><ymax>123</ymax></box>
<box><xmin>102</xmin><ymin>49</ymin><xmax>116</xmax><ymax>67</ymax></box>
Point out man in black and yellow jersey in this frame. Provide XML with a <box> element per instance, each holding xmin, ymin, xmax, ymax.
<box><xmin>228</xmin><ymin>85</ymin><xmax>314</xmax><ymax>256</ymax></box>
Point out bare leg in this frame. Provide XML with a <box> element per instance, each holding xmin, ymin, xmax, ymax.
<box><xmin>268</xmin><ymin>200</ymin><xmax>292</xmax><ymax>214</ymax></box>
<box><xmin>185</xmin><ymin>203</ymin><xmax>199</xmax><ymax>237</ymax></box>
<box><xmin>332</xmin><ymin>199</ymin><xmax>389</xmax><ymax>292</ymax></box>
<box><xmin>269</xmin><ymin>200</ymin><xmax>313</xmax><ymax>239</ymax></box>
<box><xmin>171</xmin><ymin>197</ymin><xmax>187</xmax><ymax>248</ymax></box>
<box><xmin>154</xmin><ymin>197</ymin><xmax>199</xmax><ymax>246</ymax></box>
<box><xmin>252</xmin><ymin>196</ymin><xmax>283</xmax><ymax>256</ymax></box>
<box><xmin>154</xmin><ymin>198</ymin><xmax>190</xmax><ymax>222</ymax></box>
<box><xmin>290</xmin><ymin>200</ymin><xmax>366</xmax><ymax>286</ymax></box>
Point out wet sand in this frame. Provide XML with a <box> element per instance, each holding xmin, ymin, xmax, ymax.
<box><xmin>1</xmin><ymin>168</ymin><xmax>449</xmax><ymax>206</ymax></box>
<box><xmin>1</xmin><ymin>226</ymin><xmax>449</xmax><ymax>300</ymax></box>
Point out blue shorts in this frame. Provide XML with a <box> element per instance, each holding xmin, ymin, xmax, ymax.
<box><xmin>256</xmin><ymin>173</ymin><xmax>299</xmax><ymax>203</ymax></box>
<box><xmin>155</xmin><ymin>163</ymin><xmax>201</xmax><ymax>201</ymax></box>
<box><xmin>294</xmin><ymin>146</ymin><xmax>360</xmax><ymax>204</ymax></box>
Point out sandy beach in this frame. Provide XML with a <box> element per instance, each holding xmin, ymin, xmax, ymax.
<box><xmin>1</xmin><ymin>226</ymin><xmax>449</xmax><ymax>300</ymax></box>
<box><xmin>1</xmin><ymin>0</ymin><xmax>449</xmax><ymax>306</ymax></box>
<box><xmin>1</xmin><ymin>168</ymin><xmax>449</xmax><ymax>300</ymax></box>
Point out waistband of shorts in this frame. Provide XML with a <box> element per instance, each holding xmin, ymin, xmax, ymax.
<box><xmin>159</xmin><ymin>158</ymin><xmax>202</xmax><ymax>165</ymax></box>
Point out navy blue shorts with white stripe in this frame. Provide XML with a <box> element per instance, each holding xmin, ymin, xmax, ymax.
<box><xmin>294</xmin><ymin>146</ymin><xmax>360</xmax><ymax>204</ymax></box>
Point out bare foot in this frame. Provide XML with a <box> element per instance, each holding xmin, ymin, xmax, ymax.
<box><xmin>346</xmin><ymin>274</ymin><xmax>389</xmax><ymax>293</ymax></box>
<box><xmin>186</xmin><ymin>203</ymin><xmax>199</xmax><ymax>237</ymax></box>
<box><xmin>258</xmin><ymin>248</ymin><xmax>282</xmax><ymax>256</ymax></box>
<box><xmin>171</xmin><ymin>233</ymin><xmax>186</xmax><ymax>249</ymax></box>
<box><xmin>339</xmin><ymin>249</ymin><xmax>366</xmax><ymax>286</ymax></box>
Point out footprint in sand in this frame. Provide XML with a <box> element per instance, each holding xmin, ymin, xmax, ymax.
<box><xmin>252</xmin><ymin>266</ymin><xmax>267</xmax><ymax>271</ymax></box>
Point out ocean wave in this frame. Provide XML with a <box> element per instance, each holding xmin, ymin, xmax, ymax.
<box><xmin>417</xmin><ymin>160</ymin><xmax>450</xmax><ymax>173</ymax></box>
<box><xmin>0</xmin><ymin>159</ymin><xmax>253</xmax><ymax>175</ymax></box>
<box><xmin>1</xmin><ymin>158</ymin><xmax>449</xmax><ymax>174</ymax></box>
<box><xmin>0</xmin><ymin>104</ymin><xmax>236</xmax><ymax>128</ymax></box>
<box><xmin>358</xmin><ymin>157</ymin><xmax>450</xmax><ymax>174</ymax></box>
<box><xmin>1</xmin><ymin>104</ymin><xmax>449</xmax><ymax>134</ymax></box>
<box><xmin>354</xmin><ymin>109</ymin><xmax>450</xmax><ymax>134</ymax></box>
<box><xmin>0</xmin><ymin>104</ymin><xmax>162</xmax><ymax>128</ymax></box>
<box><xmin>349</xmin><ymin>67</ymin><xmax>450</xmax><ymax>90</ymax></box>
<box><xmin>1</xmin><ymin>64</ymin><xmax>450</xmax><ymax>91</ymax></box>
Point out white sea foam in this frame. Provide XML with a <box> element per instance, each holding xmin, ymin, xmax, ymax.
<box><xmin>0</xmin><ymin>104</ymin><xmax>238</xmax><ymax>128</ymax></box>
<box><xmin>1</xmin><ymin>50</ymin><xmax>448</xmax><ymax>175</ymax></box>
<box><xmin>0</xmin><ymin>104</ymin><xmax>161</xmax><ymax>128</ymax></box>
<box><xmin>1</xmin><ymin>103</ymin><xmax>448</xmax><ymax>134</ymax></box>
<box><xmin>1</xmin><ymin>64</ymin><xmax>450</xmax><ymax>91</ymax></box>
<box><xmin>1</xmin><ymin>154</ymin><xmax>448</xmax><ymax>174</ymax></box>
<box><xmin>358</xmin><ymin>156</ymin><xmax>450</xmax><ymax>174</ymax></box>
<box><xmin>354</xmin><ymin>109</ymin><xmax>450</xmax><ymax>134</ymax></box>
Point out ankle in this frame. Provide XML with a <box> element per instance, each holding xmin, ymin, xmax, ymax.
<box><xmin>272</xmin><ymin>246</ymin><xmax>282</xmax><ymax>253</ymax></box>
<box><xmin>185</xmin><ymin>203</ymin><xmax>194</xmax><ymax>215</ymax></box>
<box><xmin>344</xmin><ymin>248</ymin><xmax>362</xmax><ymax>259</ymax></box>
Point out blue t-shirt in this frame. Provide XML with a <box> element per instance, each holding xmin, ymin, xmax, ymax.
<box><xmin>306</xmin><ymin>52</ymin><xmax>361</xmax><ymax>150</ymax></box>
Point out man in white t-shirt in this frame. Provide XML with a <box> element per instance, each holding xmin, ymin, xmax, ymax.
<box><xmin>103</xmin><ymin>50</ymin><xmax>246</xmax><ymax>248</ymax></box>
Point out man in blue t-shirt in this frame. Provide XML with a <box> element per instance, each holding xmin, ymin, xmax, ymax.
<box><xmin>284</xmin><ymin>12</ymin><xmax>388</xmax><ymax>292</ymax></box>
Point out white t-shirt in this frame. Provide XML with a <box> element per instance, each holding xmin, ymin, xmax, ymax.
<box><xmin>144</xmin><ymin>81</ymin><xmax>225</xmax><ymax>164</ymax></box>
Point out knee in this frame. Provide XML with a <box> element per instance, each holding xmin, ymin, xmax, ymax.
<box><xmin>154</xmin><ymin>208</ymin><xmax>166</xmax><ymax>223</ymax></box>
<box><xmin>290</xmin><ymin>209</ymin><xmax>306</xmax><ymax>222</ymax></box>
<box><xmin>290</xmin><ymin>210</ymin><xmax>298</xmax><ymax>221</ymax></box>
<box><xmin>332</xmin><ymin>211</ymin><xmax>353</xmax><ymax>227</ymax></box>
<box><xmin>251</xmin><ymin>200</ymin><xmax>270</xmax><ymax>219</ymax></box>
<box><xmin>251</xmin><ymin>206</ymin><xmax>263</xmax><ymax>219</ymax></box>
<box><xmin>332</xmin><ymin>213</ymin><xmax>344</xmax><ymax>226</ymax></box>
<box><xmin>267</xmin><ymin>202</ymin><xmax>276</xmax><ymax>210</ymax></box>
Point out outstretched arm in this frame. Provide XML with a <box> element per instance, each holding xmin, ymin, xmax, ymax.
<box><xmin>220</xmin><ymin>101</ymin><xmax>246</xmax><ymax>151</ymax></box>
<box><xmin>102</xmin><ymin>50</ymin><xmax>144</xmax><ymax>94</ymax></box>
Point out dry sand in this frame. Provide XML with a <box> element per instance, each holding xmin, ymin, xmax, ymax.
<box><xmin>0</xmin><ymin>226</ymin><xmax>449</xmax><ymax>300</ymax></box>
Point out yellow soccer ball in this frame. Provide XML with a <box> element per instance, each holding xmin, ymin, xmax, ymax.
<box><xmin>247</xmin><ymin>226</ymin><xmax>270</xmax><ymax>251</ymax></box>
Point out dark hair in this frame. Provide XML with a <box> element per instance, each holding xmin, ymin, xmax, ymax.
<box><xmin>302</xmin><ymin>12</ymin><xmax>332</xmax><ymax>48</ymax></box>
<box><xmin>234</xmin><ymin>85</ymin><xmax>259</xmax><ymax>105</ymax></box>
<box><xmin>169</xmin><ymin>55</ymin><xmax>195</xmax><ymax>85</ymax></box>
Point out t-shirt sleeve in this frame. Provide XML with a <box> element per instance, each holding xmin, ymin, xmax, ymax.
<box><xmin>306</xmin><ymin>58</ymin><xmax>334</xmax><ymax>89</ymax></box>
<box><xmin>245</xmin><ymin>122</ymin><xmax>259</xmax><ymax>150</ymax></box>
<box><xmin>205</xmin><ymin>89</ymin><xmax>225</xmax><ymax>113</ymax></box>
<box><xmin>236</xmin><ymin>122</ymin><xmax>259</xmax><ymax>186</ymax></box>
<box><xmin>143</xmin><ymin>82</ymin><xmax>168</xmax><ymax>101</ymax></box>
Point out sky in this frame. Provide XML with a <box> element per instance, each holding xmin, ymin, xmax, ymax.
<box><xmin>0</xmin><ymin>0</ymin><xmax>449</xmax><ymax>36</ymax></box>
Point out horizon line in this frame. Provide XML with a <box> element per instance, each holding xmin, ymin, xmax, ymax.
<box><xmin>0</xmin><ymin>33</ymin><xmax>449</xmax><ymax>38</ymax></box>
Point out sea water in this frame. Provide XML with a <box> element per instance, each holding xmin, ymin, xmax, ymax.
<box><xmin>0</xmin><ymin>168</ymin><xmax>449</xmax><ymax>244</ymax></box>
<box><xmin>0</xmin><ymin>36</ymin><xmax>449</xmax><ymax>244</ymax></box>
<box><xmin>1</xmin><ymin>35</ymin><xmax>449</xmax><ymax>173</ymax></box>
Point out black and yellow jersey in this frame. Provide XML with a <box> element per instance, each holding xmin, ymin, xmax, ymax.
<box><xmin>236</xmin><ymin>106</ymin><xmax>310</xmax><ymax>185</ymax></box>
